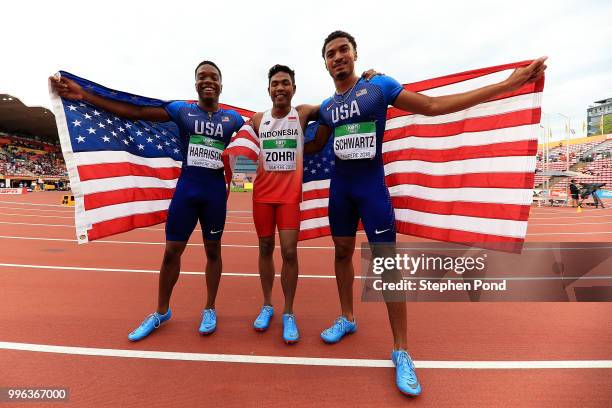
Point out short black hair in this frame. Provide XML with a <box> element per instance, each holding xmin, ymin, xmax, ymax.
<box><xmin>322</xmin><ymin>30</ymin><xmax>357</xmax><ymax>58</ymax></box>
<box><xmin>268</xmin><ymin>64</ymin><xmax>295</xmax><ymax>85</ymax></box>
<box><xmin>195</xmin><ymin>60</ymin><xmax>222</xmax><ymax>79</ymax></box>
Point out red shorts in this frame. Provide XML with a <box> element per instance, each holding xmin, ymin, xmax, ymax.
<box><xmin>253</xmin><ymin>201</ymin><xmax>300</xmax><ymax>237</ymax></box>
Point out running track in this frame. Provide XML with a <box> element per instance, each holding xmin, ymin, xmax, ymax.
<box><xmin>0</xmin><ymin>192</ymin><xmax>611</xmax><ymax>407</ymax></box>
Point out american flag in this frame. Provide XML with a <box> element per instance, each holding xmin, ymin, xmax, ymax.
<box><xmin>49</xmin><ymin>71</ymin><xmax>253</xmax><ymax>243</ymax></box>
<box><xmin>55</xmin><ymin>60</ymin><xmax>542</xmax><ymax>247</ymax></box>
<box><xmin>298</xmin><ymin>61</ymin><xmax>543</xmax><ymax>247</ymax></box>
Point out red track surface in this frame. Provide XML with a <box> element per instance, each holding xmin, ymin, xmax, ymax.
<box><xmin>1</xmin><ymin>191</ymin><xmax>611</xmax><ymax>407</ymax></box>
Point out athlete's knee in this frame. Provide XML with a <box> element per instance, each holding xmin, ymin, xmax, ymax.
<box><xmin>280</xmin><ymin>245</ymin><xmax>297</xmax><ymax>263</ymax></box>
<box><xmin>204</xmin><ymin>241</ymin><xmax>221</xmax><ymax>262</ymax></box>
<box><xmin>334</xmin><ymin>239</ymin><xmax>355</xmax><ymax>262</ymax></box>
<box><xmin>162</xmin><ymin>242</ymin><xmax>186</xmax><ymax>264</ymax></box>
<box><xmin>259</xmin><ymin>237</ymin><xmax>275</xmax><ymax>258</ymax></box>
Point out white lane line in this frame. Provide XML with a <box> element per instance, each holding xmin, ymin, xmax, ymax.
<box><xmin>0</xmin><ymin>207</ymin><xmax>252</xmax><ymax>222</ymax></box>
<box><xmin>0</xmin><ymin>200</ymin><xmax>66</xmax><ymax>207</ymax></box>
<box><xmin>0</xmin><ymin>235</ymin><xmax>335</xmax><ymax>249</ymax></box>
<box><xmin>528</xmin><ymin>221</ymin><xmax>612</xmax><ymax>227</ymax></box>
<box><xmin>530</xmin><ymin>214</ymin><xmax>612</xmax><ymax>220</ymax></box>
<box><xmin>525</xmin><ymin>232</ymin><xmax>612</xmax><ymax>236</ymax></box>
<box><xmin>0</xmin><ymin>262</ymin><xmax>335</xmax><ymax>279</ymax></box>
<box><xmin>0</xmin><ymin>213</ymin><xmax>253</xmax><ymax>225</ymax></box>
<box><xmin>1</xmin><ymin>341</ymin><xmax>610</xmax><ymax>369</ymax></box>
<box><xmin>0</xmin><ymin>206</ymin><xmax>73</xmax><ymax>213</ymax></box>
<box><xmin>0</xmin><ymin>212</ymin><xmax>74</xmax><ymax>219</ymax></box>
<box><xmin>0</xmin><ymin>200</ymin><xmax>253</xmax><ymax>214</ymax></box>
<box><xmin>1</xmin><ymin>232</ymin><xmax>611</xmax><ymax>249</ymax></box>
<box><xmin>0</xmin><ymin>221</ymin><xmax>257</xmax><ymax>233</ymax></box>
<box><xmin>5</xmin><ymin>219</ymin><xmax>612</xmax><ymax>230</ymax></box>
<box><xmin>530</xmin><ymin>207</ymin><xmax>611</xmax><ymax>213</ymax></box>
<box><xmin>2</xmin><ymin>262</ymin><xmax>610</xmax><ymax>282</ymax></box>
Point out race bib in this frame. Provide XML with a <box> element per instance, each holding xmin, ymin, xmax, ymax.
<box><xmin>187</xmin><ymin>135</ymin><xmax>225</xmax><ymax>169</ymax></box>
<box><xmin>262</xmin><ymin>138</ymin><xmax>297</xmax><ymax>171</ymax></box>
<box><xmin>333</xmin><ymin>121</ymin><xmax>376</xmax><ymax>160</ymax></box>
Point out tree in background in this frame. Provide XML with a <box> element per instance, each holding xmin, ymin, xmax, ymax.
<box><xmin>603</xmin><ymin>114</ymin><xmax>612</xmax><ymax>134</ymax></box>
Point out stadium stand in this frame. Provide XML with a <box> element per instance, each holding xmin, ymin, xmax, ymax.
<box><xmin>234</xmin><ymin>156</ymin><xmax>257</xmax><ymax>173</ymax></box>
<box><xmin>535</xmin><ymin>135</ymin><xmax>612</xmax><ymax>204</ymax></box>
<box><xmin>0</xmin><ymin>134</ymin><xmax>67</xmax><ymax>188</ymax></box>
<box><xmin>0</xmin><ymin>94</ymin><xmax>68</xmax><ymax>189</ymax></box>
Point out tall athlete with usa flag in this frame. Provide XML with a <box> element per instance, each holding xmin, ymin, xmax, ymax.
<box><xmin>307</xmin><ymin>30</ymin><xmax>547</xmax><ymax>396</ymax></box>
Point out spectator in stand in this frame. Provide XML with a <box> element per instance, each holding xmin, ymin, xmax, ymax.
<box><xmin>569</xmin><ymin>179</ymin><xmax>580</xmax><ymax>207</ymax></box>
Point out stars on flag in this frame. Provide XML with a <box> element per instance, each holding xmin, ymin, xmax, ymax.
<box><xmin>58</xmin><ymin>75</ymin><xmax>182</xmax><ymax>161</ymax></box>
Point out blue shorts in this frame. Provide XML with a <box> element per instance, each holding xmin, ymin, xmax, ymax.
<box><xmin>328</xmin><ymin>167</ymin><xmax>396</xmax><ymax>243</ymax></box>
<box><xmin>165</xmin><ymin>176</ymin><xmax>227</xmax><ymax>242</ymax></box>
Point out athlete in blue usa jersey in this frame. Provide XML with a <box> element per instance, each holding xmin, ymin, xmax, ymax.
<box><xmin>306</xmin><ymin>31</ymin><xmax>547</xmax><ymax>397</ymax></box>
<box><xmin>164</xmin><ymin>101</ymin><xmax>243</xmax><ymax>243</ymax></box>
<box><xmin>51</xmin><ymin>61</ymin><xmax>244</xmax><ymax>341</ymax></box>
<box><xmin>317</xmin><ymin>75</ymin><xmax>403</xmax><ymax>244</ymax></box>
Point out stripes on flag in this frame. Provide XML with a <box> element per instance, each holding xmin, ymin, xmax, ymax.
<box><xmin>49</xmin><ymin>71</ymin><xmax>253</xmax><ymax>243</ymax></box>
<box><xmin>298</xmin><ymin>60</ymin><xmax>544</xmax><ymax>248</ymax></box>
<box><xmin>222</xmin><ymin>123</ymin><xmax>260</xmax><ymax>185</ymax></box>
<box><xmin>52</xmin><ymin>61</ymin><xmax>543</xmax><ymax>249</ymax></box>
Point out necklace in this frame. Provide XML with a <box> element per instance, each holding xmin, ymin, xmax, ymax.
<box><xmin>333</xmin><ymin>78</ymin><xmax>360</xmax><ymax>105</ymax></box>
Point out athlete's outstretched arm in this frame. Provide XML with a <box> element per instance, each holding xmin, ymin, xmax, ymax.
<box><xmin>49</xmin><ymin>76</ymin><xmax>170</xmax><ymax>122</ymax></box>
<box><xmin>304</xmin><ymin>124</ymin><xmax>332</xmax><ymax>154</ymax></box>
<box><xmin>392</xmin><ymin>57</ymin><xmax>547</xmax><ymax>116</ymax></box>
